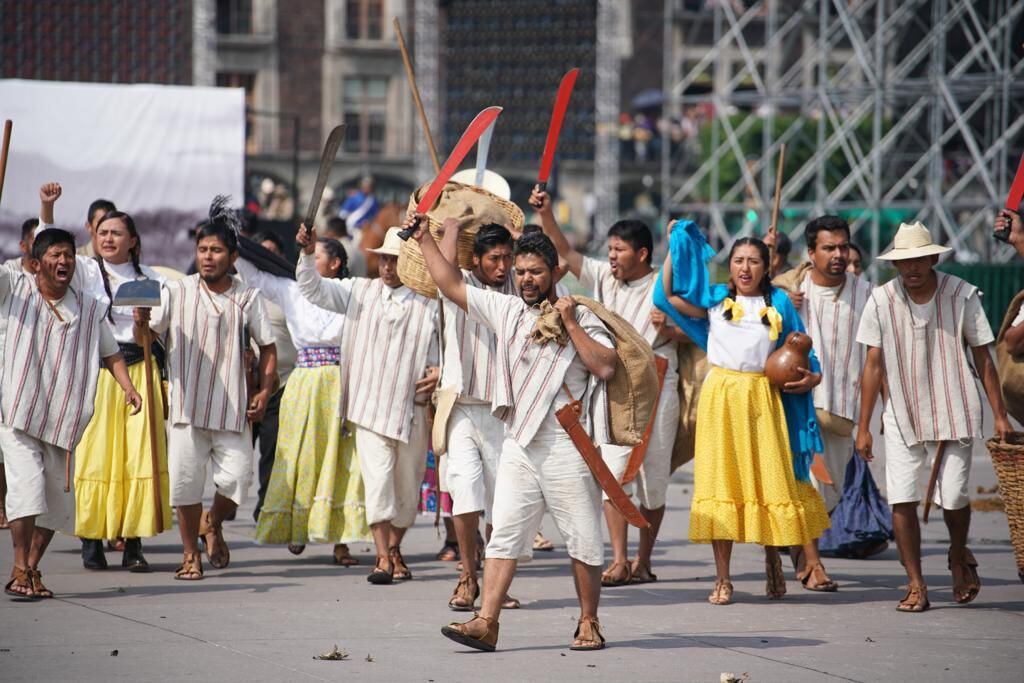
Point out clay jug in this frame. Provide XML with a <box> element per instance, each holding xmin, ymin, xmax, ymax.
<box><xmin>765</xmin><ymin>331</ymin><xmax>812</xmax><ymax>388</ymax></box>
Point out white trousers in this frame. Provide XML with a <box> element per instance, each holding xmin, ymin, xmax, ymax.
<box><xmin>487</xmin><ymin>429</ymin><xmax>604</xmax><ymax>567</ymax></box>
<box><xmin>354</xmin><ymin>406</ymin><xmax>429</xmax><ymax>528</ymax></box>
<box><xmin>444</xmin><ymin>403</ymin><xmax>503</xmax><ymax>518</ymax></box>
<box><xmin>168</xmin><ymin>423</ymin><xmax>253</xmax><ymax>507</ymax></box>
<box><xmin>813</xmin><ymin>429</ymin><xmax>852</xmax><ymax>512</ymax></box>
<box><xmin>600</xmin><ymin>381</ymin><xmax>679</xmax><ymax>510</ymax></box>
<box><xmin>883</xmin><ymin>410</ymin><xmax>973</xmax><ymax>510</ymax></box>
<box><xmin>0</xmin><ymin>426</ymin><xmax>74</xmax><ymax>532</ymax></box>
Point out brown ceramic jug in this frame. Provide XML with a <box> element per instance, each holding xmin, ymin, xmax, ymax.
<box><xmin>765</xmin><ymin>331</ymin><xmax>812</xmax><ymax>388</ymax></box>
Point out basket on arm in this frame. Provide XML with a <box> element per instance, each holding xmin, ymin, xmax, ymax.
<box><xmin>986</xmin><ymin>432</ymin><xmax>1024</xmax><ymax>583</ymax></box>
<box><xmin>397</xmin><ymin>181</ymin><xmax>525</xmax><ymax>299</ymax></box>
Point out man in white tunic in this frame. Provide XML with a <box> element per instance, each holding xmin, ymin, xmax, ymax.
<box><xmin>295</xmin><ymin>224</ymin><xmax>438</xmax><ymax>585</ymax></box>
<box><xmin>856</xmin><ymin>221</ymin><xmax>1012</xmax><ymax>612</ymax></box>
<box><xmin>2</xmin><ymin>228</ymin><xmax>142</xmax><ymax>599</ymax></box>
<box><xmin>532</xmin><ymin>186</ymin><xmax>683</xmax><ymax>586</ymax></box>
<box><xmin>411</xmin><ymin>216</ymin><xmax>618</xmax><ymax>652</ymax></box>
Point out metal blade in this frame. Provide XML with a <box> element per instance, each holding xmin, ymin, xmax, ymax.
<box><xmin>113</xmin><ymin>278</ymin><xmax>161</xmax><ymax>308</ymax></box>
<box><xmin>474</xmin><ymin>119</ymin><xmax>497</xmax><ymax>187</ymax></box>
<box><xmin>303</xmin><ymin>124</ymin><xmax>346</xmax><ymax>228</ymax></box>
<box><xmin>537</xmin><ymin>68</ymin><xmax>579</xmax><ymax>186</ymax></box>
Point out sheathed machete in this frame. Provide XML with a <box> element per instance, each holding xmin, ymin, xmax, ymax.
<box><xmin>996</xmin><ymin>151</ymin><xmax>1024</xmax><ymax>242</ymax></box>
<box><xmin>397</xmin><ymin>106</ymin><xmax>503</xmax><ymax>240</ymax></box>
<box><xmin>304</xmin><ymin>124</ymin><xmax>346</xmax><ymax>228</ymax></box>
<box><xmin>536</xmin><ymin>68</ymin><xmax>579</xmax><ymax>192</ymax></box>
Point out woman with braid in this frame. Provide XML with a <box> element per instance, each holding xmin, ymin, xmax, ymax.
<box><xmin>71</xmin><ymin>211</ymin><xmax>171</xmax><ymax>572</ymax></box>
<box><xmin>654</xmin><ymin>225</ymin><xmax>831</xmax><ymax>605</ymax></box>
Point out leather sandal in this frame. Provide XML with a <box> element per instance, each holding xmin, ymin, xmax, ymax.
<box><xmin>765</xmin><ymin>550</ymin><xmax>786</xmax><ymax>600</ymax></box>
<box><xmin>367</xmin><ymin>559</ymin><xmax>394</xmax><ymax>585</ymax></box>
<box><xmin>533</xmin><ymin>530</ymin><xmax>555</xmax><ymax>551</ymax></box>
<box><xmin>174</xmin><ymin>552</ymin><xmax>204</xmax><ymax>581</ymax></box>
<box><xmin>896</xmin><ymin>584</ymin><xmax>930</xmax><ymax>612</ymax></box>
<box><xmin>389</xmin><ymin>546</ymin><xmax>412</xmax><ymax>581</ymax></box>
<box><xmin>601</xmin><ymin>561</ymin><xmax>632</xmax><ymax>587</ymax></box>
<box><xmin>798</xmin><ymin>561</ymin><xmax>838</xmax><ymax>592</ymax></box>
<box><xmin>448</xmin><ymin>574</ymin><xmax>480</xmax><ymax>611</ymax></box>
<box><xmin>441</xmin><ymin>612</ymin><xmax>499</xmax><ymax>652</ymax></box>
<box><xmin>5</xmin><ymin>567</ymin><xmax>40</xmax><ymax>600</ymax></box>
<box><xmin>949</xmin><ymin>547</ymin><xmax>981</xmax><ymax>604</ymax></box>
<box><xmin>500</xmin><ymin>594</ymin><xmax>521</xmax><ymax>610</ymax></box>
<box><xmin>570</xmin><ymin>616</ymin><xmax>605</xmax><ymax>651</ymax></box>
<box><xmin>708</xmin><ymin>579</ymin><xmax>733</xmax><ymax>605</ymax></box>
<box><xmin>436</xmin><ymin>540</ymin><xmax>459</xmax><ymax>562</ymax></box>
<box><xmin>199</xmin><ymin>510</ymin><xmax>230</xmax><ymax>569</ymax></box>
<box><xmin>27</xmin><ymin>569</ymin><xmax>53</xmax><ymax>598</ymax></box>
<box><xmin>333</xmin><ymin>544</ymin><xmax>359</xmax><ymax>566</ymax></box>
<box><xmin>629</xmin><ymin>558</ymin><xmax>658</xmax><ymax>584</ymax></box>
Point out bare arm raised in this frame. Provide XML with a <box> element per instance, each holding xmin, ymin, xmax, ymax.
<box><xmin>529</xmin><ymin>184</ymin><xmax>583</xmax><ymax>278</ymax></box>
<box><xmin>405</xmin><ymin>212</ymin><xmax>467</xmax><ymax>311</ymax></box>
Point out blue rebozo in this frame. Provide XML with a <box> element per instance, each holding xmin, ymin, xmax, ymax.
<box><xmin>652</xmin><ymin>220</ymin><xmax>823</xmax><ymax>482</ymax></box>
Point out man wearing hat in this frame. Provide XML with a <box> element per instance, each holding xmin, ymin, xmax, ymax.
<box><xmin>295</xmin><ymin>223</ymin><xmax>438</xmax><ymax>585</ymax></box>
<box><xmin>855</xmin><ymin>221</ymin><xmax>1012</xmax><ymax>612</ymax></box>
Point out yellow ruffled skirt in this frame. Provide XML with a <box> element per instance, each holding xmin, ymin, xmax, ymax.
<box><xmin>255</xmin><ymin>365</ymin><xmax>370</xmax><ymax>545</ymax></box>
<box><xmin>689</xmin><ymin>367</ymin><xmax>830</xmax><ymax>546</ymax></box>
<box><xmin>74</xmin><ymin>360</ymin><xmax>172</xmax><ymax>539</ymax></box>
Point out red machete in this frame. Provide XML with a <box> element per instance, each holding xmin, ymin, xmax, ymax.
<box><xmin>397</xmin><ymin>106</ymin><xmax>503</xmax><ymax>240</ymax></box>
<box><xmin>996</xmin><ymin>151</ymin><xmax>1024</xmax><ymax>242</ymax></box>
<box><xmin>536</xmin><ymin>68</ymin><xmax>579</xmax><ymax>192</ymax></box>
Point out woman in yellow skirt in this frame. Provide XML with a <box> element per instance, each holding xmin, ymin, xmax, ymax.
<box><xmin>73</xmin><ymin>211</ymin><xmax>172</xmax><ymax>571</ymax></box>
<box><xmin>238</xmin><ymin>239</ymin><xmax>370</xmax><ymax>561</ymax></box>
<box><xmin>654</xmin><ymin>225</ymin><xmax>834</xmax><ymax>605</ymax></box>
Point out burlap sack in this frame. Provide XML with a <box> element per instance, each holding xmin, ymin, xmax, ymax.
<box><xmin>997</xmin><ymin>290</ymin><xmax>1024</xmax><ymax>425</ymax></box>
<box><xmin>816</xmin><ymin>409</ymin><xmax>855</xmax><ymax>438</ymax></box>
<box><xmin>670</xmin><ymin>340</ymin><xmax>708</xmax><ymax>472</ymax></box>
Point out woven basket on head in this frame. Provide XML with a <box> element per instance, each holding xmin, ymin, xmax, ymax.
<box><xmin>987</xmin><ymin>432</ymin><xmax>1024</xmax><ymax>583</ymax></box>
<box><xmin>397</xmin><ymin>181</ymin><xmax>525</xmax><ymax>299</ymax></box>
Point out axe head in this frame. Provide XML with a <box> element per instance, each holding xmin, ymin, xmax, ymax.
<box><xmin>113</xmin><ymin>278</ymin><xmax>161</xmax><ymax>308</ymax></box>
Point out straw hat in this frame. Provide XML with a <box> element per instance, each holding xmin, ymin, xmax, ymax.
<box><xmin>368</xmin><ymin>227</ymin><xmax>404</xmax><ymax>257</ymax></box>
<box><xmin>877</xmin><ymin>221</ymin><xmax>951</xmax><ymax>261</ymax></box>
<box><xmin>150</xmin><ymin>265</ymin><xmax>187</xmax><ymax>281</ymax></box>
<box><xmin>450</xmin><ymin>169</ymin><xmax>512</xmax><ymax>200</ymax></box>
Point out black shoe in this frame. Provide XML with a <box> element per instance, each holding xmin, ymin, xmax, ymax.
<box><xmin>81</xmin><ymin>539</ymin><xmax>108</xmax><ymax>570</ymax></box>
<box><xmin>122</xmin><ymin>538</ymin><xmax>151</xmax><ymax>573</ymax></box>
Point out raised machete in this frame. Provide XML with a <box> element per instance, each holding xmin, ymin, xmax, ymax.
<box><xmin>536</xmin><ymin>68</ymin><xmax>579</xmax><ymax>193</ymax></box>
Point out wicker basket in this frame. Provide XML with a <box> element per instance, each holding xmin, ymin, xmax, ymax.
<box><xmin>987</xmin><ymin>432</ymin><xmax>1024</xmax><ymax>582</ymax></box>
<box><xmin>397</xmin><ymin>181</ymin><xmax>525</xmax><ymax>299</ymax></box>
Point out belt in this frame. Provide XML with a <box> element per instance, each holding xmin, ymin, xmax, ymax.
<box><xmin>296</xmin><ymin>346</ymin><xmax>340</xmax><ymax>368</ymax></box>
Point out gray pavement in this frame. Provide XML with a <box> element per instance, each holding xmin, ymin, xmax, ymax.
<box><xmin>1</xmin><ymin>448</ymin><xmax>1022</xmax><ymax>682</ymax></box>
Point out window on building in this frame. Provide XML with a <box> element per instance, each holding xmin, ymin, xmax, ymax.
<box><xmin>343</xmin><ymin>76</ymin><xmax>388</xmax><ymax>155</ymax></box>
<box><xmin>217</xmin><ymin>0</ymin><xmax>254</xmax><ymax>35</ymax></box>
<box><xmin>217</xmin><ymin>72</ymin><xmax>258</xmax><ymax>153</ymax></box>
<box><xmin>345</xmin><ymin>0</ymin><xmax>384</xmax><ymax>40</ymax></box>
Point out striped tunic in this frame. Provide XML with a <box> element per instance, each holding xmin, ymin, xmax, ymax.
<box><xmin>296</xmin><ymin>254</ymin><xmax>437</xmax><ymax>443</ymax></box>
<box><xmin>856</xmin><ymin>273</ymin><xmax>990</xmax><ymax>444</ymax></box>
<box><xmin>795</xmin><ymin>271</ymin><xmax>872</xmax><ymax>423</ymax></box>
<box><xmin>441</xmin><ymin>270</ymin><xmax>516</xmax><ymax>405</ymax></box>
<box><xmin>0</xmin><ymin>271</ymin><xmax>115</xmax><ymax>450</ymax></box>
<box><xmin>466</xmin><ymin>286</ymin><xmax>613</xmax><ymax>448</ymax></box>
<box><xmin>155</xmin><ymin>275</ymin><xmax>275</xmax><ymax>433</ymax></box>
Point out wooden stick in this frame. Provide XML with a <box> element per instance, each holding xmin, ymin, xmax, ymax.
<box><xmin>922</xmin><ymin>441</ymin><xmax>947</xmax><ymax>524</ymax></box>
<box><xmin>0</xmin><ymin>120</ymin><xmax>12</xmax><ymax>207</ymax></box>
<box><xmin>394</xmin><ymin>17</ymin><xmax>441</xmax><ymax>174</ymax></box>
<box><xmin>768</xmin><ymin>143</ymin><xmax>786</xmax><ymax>276</ymax></box>
<box><xmin>141</xmin><ymin>326</ymin><xmax>165</xmax><ymax>533</ymax></box>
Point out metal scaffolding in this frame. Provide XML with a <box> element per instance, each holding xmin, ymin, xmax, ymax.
<box><xmin>661</xmin><ymin>0</ymin><xmax>1024</xmax><ymax>270</ymax></box>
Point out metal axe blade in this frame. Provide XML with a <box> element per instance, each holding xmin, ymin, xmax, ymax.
<box><xmin>113</xmin><ymin>278</ymin><xmax>162</xmax><ymax>308</ymax></box>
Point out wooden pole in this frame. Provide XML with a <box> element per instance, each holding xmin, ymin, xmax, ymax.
<box><xmin>768</xmin><ymin>143</ymin><xmax>786</xmax><ymax>276</ymax></box>
<box><xmin>0</xmin><ymin>120</ymin><xmax>12</xmax><ymax>206</ymax></box>
<box><xmin>394</xmin><ymin>17</ymin><xmax>441</xmax><ymax>174</ymax></box>
<box><xmin>141</xmin><ymin>326</ymin><xmax>165</xmax><ymax>533</ymax></box>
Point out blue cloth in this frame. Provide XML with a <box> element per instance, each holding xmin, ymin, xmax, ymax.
<box><xmin>338</xmin><ymin>190</ymin><xmax>380</xmax><ymax>228</ymax></box>
<box><xmin>819</xmin><ymin>453</ymin><xmax>894</xmax><ymax>557</ymax></box>
<box><xmin>652</xmin><ymin>224</ymin><xmax>824</xmax><ymax>481</ymax></box>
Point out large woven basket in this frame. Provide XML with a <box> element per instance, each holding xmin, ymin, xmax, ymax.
<box><xmin>397</xmin><ymin>181</ymin><xmax>525</xmax><ymax>299</ymax></box>
<box><xmin>987</xmin><ymin>432</ymin><xmax>1024</xmax><ymax>582</ymax></box>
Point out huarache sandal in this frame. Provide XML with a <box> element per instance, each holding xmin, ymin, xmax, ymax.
<box><xmin>5</xmin><ymin>567</ymin><xmax>40</xmax><ymax>600</ymax></box>
<box><xmin>27</xmin><ymin>569</ymin><xmax>54</xmax><ymax>598</ymax></box>
<box><xmin>333</xmin><ymin>544</ymin><xmax>359</xmax><ymax>566</ymax></box>
<box><xmin>601</xmin><ymin>561</ymin><xmax>632</xmax><ymax>587</ymax></box>
<box><xmin>798</xmin><ymin>561</ymin><xmax>838</xmax><ymax>592</ymax></box>
<box><xmin>174</xmin><ymin>552</ymin><xmax>204</xmax><ymax>581</ymax></box>
<box><xmin>448</xmin><ymin>574</ymin><xmax>480</xmax><ymax>611</ymax></box>
<box><xmin>367</xmin><ymin>560</ymin><xmax>394</xmax><ymax>585</ymax></box>
<box><xmin>436</xmin><ymin>540</ymin><xmax>459</xmax><ymax>562</ymax></box>
<box><xmin>708</xmin><ymin>579</ymin><xmax>733</xmax><ymax>605</ymax></box>
<box><xmin>441</xmin><ymin>612</ymin><xmax>499</xmax><ymax>652</ymax></box>
<box><xmin>389</xmin><ymin>546</ymin><xmax>412</xmax><ymax>581</ymax></box>
<box><xmin>570</xmin><ymin>616</ymin><xmax>605</xmax><ymax>651</ymax></box>
<box><xmin>501</xmin><ymin>594</ymin><xmax>521</xmax><ymax>609</ymax></box>
<box><xmin>765</xmin><ymin>550</ymin><xmax>787</xmax><ymax>600</ymax></box>
<box><xmin>199</xmin><ymin>510</ymin><xmax>230</xmax><ymax>569</ymax></box>
<box><xmin>949</xmin><ymin>547</ymin><xmax>981</xmax><ymax>604</ymax></box>
<box><xmin>629</xmin><ymin>558</ymin><xmax>658</xmax><ymax>584</ymax></box>
<box><xmin>533</xmin><ymin>530</ymin><xmax>555</xmax><ymax>551</ymax></box>
<box><xmin>896</xmin><ymin>584</ymin><xmax>930</xmax><ymax>612</ymax></box>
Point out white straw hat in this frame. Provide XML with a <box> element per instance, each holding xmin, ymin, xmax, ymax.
<box><xmin>450</xmin><ymin>169</ymin><xmax>512</xmax><ymax>201</ymax></box>
<box><xmin>367</xmin><ymin>227</ymin><xmax>404</xmax><ymax>256</ymax></box>
<box><xmin>876</xmin><ymin>221</ymin><xmax>951</xmax><ymax>261</ymax></box>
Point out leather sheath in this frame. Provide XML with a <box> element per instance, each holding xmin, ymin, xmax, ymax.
<box><xmin>621</xmin><ymin>354</ymin><xmax>669</xmax><ymax>485</ymax></box>
<box><xmin>555</xmin><ymin>391</ymin><xmax>650</xmax><ymax>530</ymax></box>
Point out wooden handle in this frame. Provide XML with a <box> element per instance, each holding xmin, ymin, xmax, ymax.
<box><xmin>141</xmin><ymin>326</ymin><xmax>165</xmax><ymax>534</ymax></box>
<box><xmin>394</xmin><ymin>18</ymin><xmax>441</xmax><ymax>174</ymax></box>
<box><xmin>0</xmin><ymin>120</ymin><xmax>12</xmax><ymax>207</ymax></box>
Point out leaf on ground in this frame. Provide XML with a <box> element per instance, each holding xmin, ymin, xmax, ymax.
<box><xmin>313</xmin><ymin>645</ymin><xmax>349</xmax><ymax>661</ymax></box>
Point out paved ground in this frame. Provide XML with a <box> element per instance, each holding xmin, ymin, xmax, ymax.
<box><xmin>1</xmin><ymin>443</ymin><xmax>1022</xmax><ymax>682</ymax></box>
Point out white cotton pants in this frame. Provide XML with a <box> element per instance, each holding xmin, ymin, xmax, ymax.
<box><xmin>487</xmin><ymin>428</ymin><xmax>604</xmax><ymax>567</ymax></box>
<box><xmin>882</xmin><ymin>410</ymin><xmax>973</xmax><ymax>510</ymax></box>
<box><xmin>600</xmin><ymin>380</ymin><xmax>679</xmax><ymax>510</ymax></box>
<box><xmin>813</xmin><ymin>429</ymin><xmax>853</xmax><ymax>512</ymax></box>
<box><xmin>0</xmin><ymin>426</ymin><xmax>74</xmax><ymax>532</ymax></box>
<box><xmin>354</xmin><ymin>406</ymin><xmax>429</xmax><ymax>528</ymax></box>
<box><xmin>444</xmin><ymin>403</ymin><xmax>503</xmax><ymax>518</ymax></box>
<box><xmin>168</xmin><ymin>423</ymin><xmax>253</xmax><ymax>507</ymax></box>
